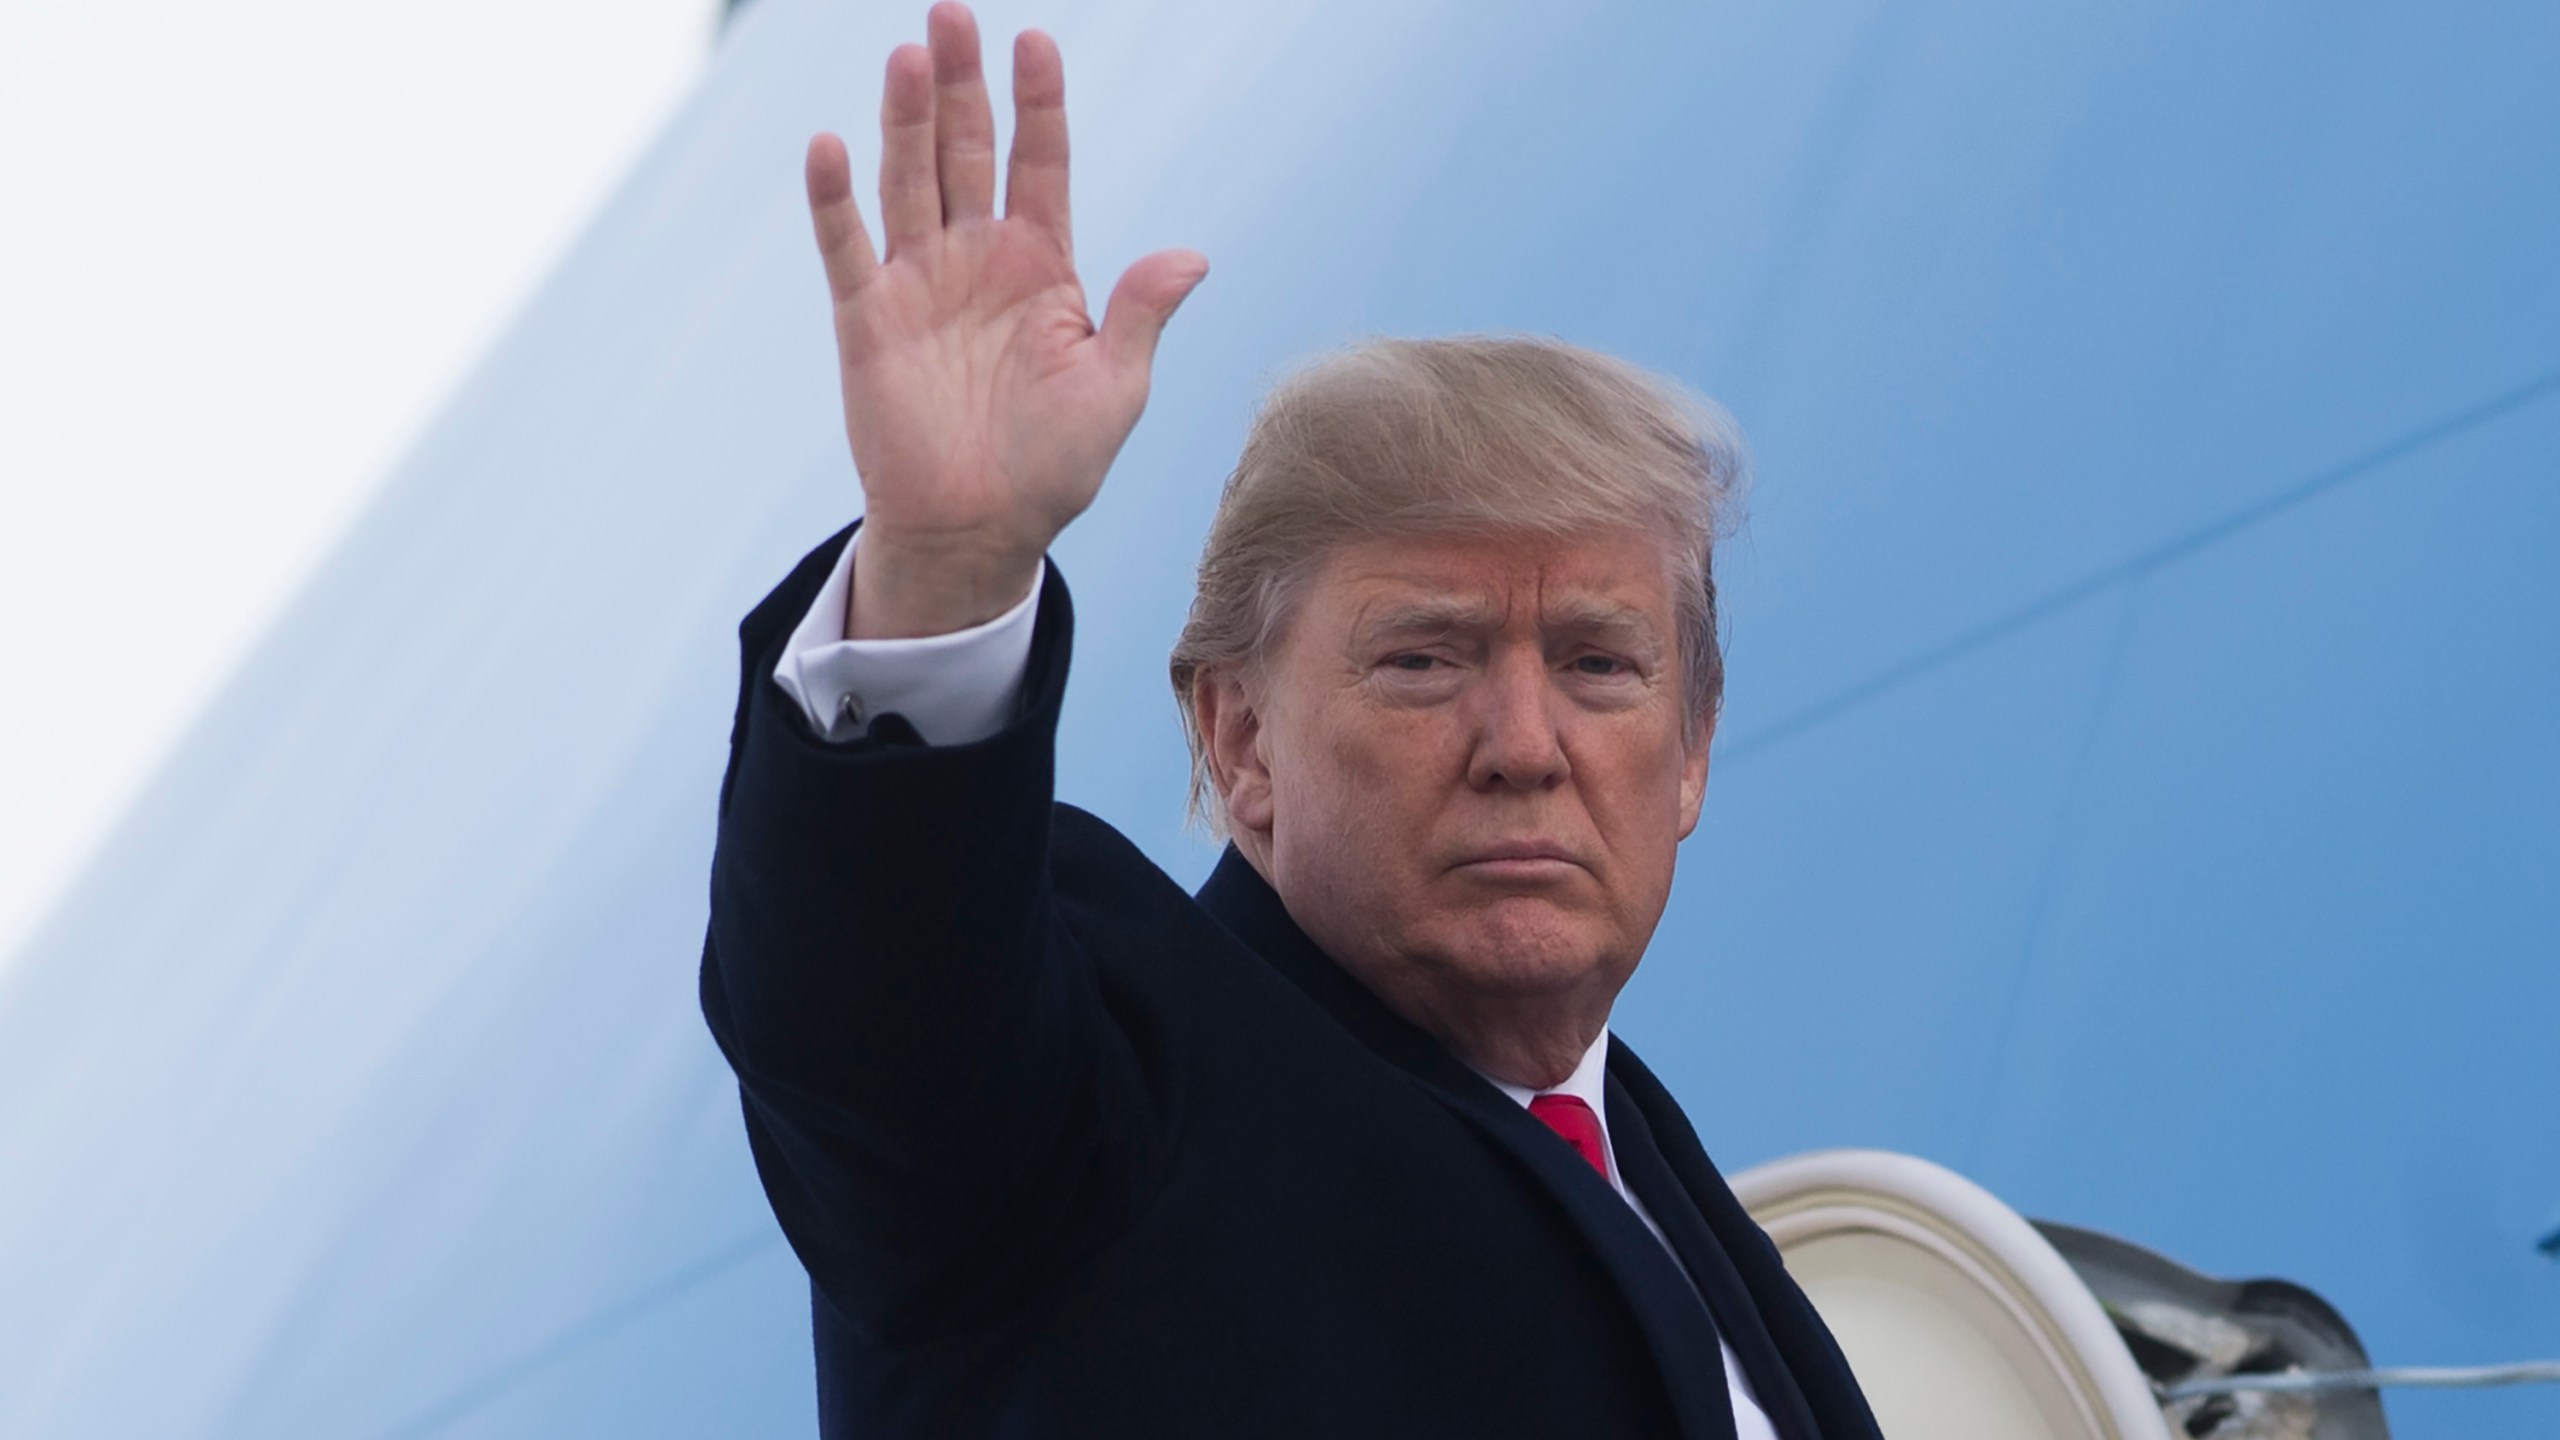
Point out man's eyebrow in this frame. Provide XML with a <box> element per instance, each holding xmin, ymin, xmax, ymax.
<box><xmin>1546</xmin><ymin>596</ymin><xmax>1652</xmax><ymax>627</ymax></box>
<box><xmin>1350</xmin><ymin>595</ymin><xmax>1665</xmax><ymax>648</ymax></box>
<box><xmin>1544</xmin><ymin>598</ymin><xmax>1665</xmax><ymax>648</ymax></box>
<box><xmin>1353</xmin><ymin>597</ymin><xmax>1503</xmax><ymax>639</ymax></box>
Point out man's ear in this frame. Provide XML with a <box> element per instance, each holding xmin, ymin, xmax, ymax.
<box><xmin>1193</xmin><ymin>669</ymin><xmax>1276</xmax><ymax>837</ymax></box>
<box><xmin>1675</xmin><ymin>709</ymin><xmax>1714</xmax><ymax>841</ymax></box>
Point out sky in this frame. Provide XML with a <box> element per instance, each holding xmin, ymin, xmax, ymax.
<box><xmin>0</xmin><ymin>0</ymin><xmax>719</xmax><ymax>971</ymax></box>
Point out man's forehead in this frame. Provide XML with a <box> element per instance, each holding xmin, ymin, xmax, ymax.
<box><xmin>1348</xmin><ymin>588</ymin><xmax>1659</xmax><ymax>633</ymax></box>
<box><xmin>1313</xmin><ymin>532</ymin><xmax>1677</xmax><ymax>633</ymax></box>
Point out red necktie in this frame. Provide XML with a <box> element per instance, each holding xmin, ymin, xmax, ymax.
<box><xmin>1528</xmin><ymin>1093</ymin><xmax>1609</xmax><ymax>1179</ymax></box>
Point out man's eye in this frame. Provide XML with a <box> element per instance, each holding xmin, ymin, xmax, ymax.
<box><xmin>1387</xmin><ymin>654</ymin><xmax>1440</xmax><ymax>672</ymax></box>
<box><xmin>1572</xmin><ymin>655</ymin><xmax>1630</xmax><ymax>676</ymax></box>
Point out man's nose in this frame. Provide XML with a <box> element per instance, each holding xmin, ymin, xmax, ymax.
<box><xmin>1465</xmin><ymin>653</ymin><xmax>1570</xmax><ymax>791</ymax></box>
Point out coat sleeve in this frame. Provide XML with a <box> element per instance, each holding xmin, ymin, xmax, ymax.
<box><xmin>699</xmin><ymin>524</ymin><xmax>1159</xmax><ymax>1343</ymax></box>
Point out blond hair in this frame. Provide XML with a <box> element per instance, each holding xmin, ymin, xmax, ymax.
<box><xmin>1168</xmin><ymin>335</ymin><xmax>1745</xmax><ymax>829</ymax></box>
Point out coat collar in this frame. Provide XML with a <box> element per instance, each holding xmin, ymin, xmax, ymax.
<box><xmin>1608</xmin><ymin>1070</ymin><xmax>1825</xmax><ymax>1440</ymax></box>
<box><xmin>1194</xmin><ymin>847</ymin><xmax>1741</xmax><ymax>1440</ymax></box>
<box><xmin>1609</xmin><ymin>1049</ymin><xmax>1884</xmax><ymax>1440</ymax></box>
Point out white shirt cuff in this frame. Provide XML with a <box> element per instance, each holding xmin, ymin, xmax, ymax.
<box><xmin>770</xmin><ymin>529</ymin><xmax>1045</xmax><ymax>745</ymax></box>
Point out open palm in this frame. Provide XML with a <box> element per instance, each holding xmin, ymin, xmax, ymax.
<box><xmin>808</xmin><ymin>4</ymin><xmax>1207</xmax><ymax>637</ymax></box>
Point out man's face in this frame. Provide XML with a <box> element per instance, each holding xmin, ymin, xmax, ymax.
<box><xmin>1208</xmin><ymin>527</ymin><xmax>1711</xmax><ymax>1059</ymax></box>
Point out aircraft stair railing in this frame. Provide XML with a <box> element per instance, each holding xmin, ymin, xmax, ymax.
<box><xmin>1732</xmin><ymin>1149</ymin><xmax>2560</xmax><ymax>1440</ymax></box>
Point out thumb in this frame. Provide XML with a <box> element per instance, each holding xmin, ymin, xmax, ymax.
<box><xmin>1098</xmin><ymin>248</ymin><xmax>1210</xmax><ymax>378</ymax></box>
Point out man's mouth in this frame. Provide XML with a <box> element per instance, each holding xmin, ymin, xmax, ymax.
<box><xmin>1451</xmin><ymin>842</ymin><xmax>1582</xmax><ymax>880</ymax></box>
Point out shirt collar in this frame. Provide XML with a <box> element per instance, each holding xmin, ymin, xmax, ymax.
<box><xmin>1473</xmin><ymin>1029</ymin><xmax>1619</xmax><ymax>1183</ymax></box>
<box><xmin>1473</xmin><ymin>1027</ymin><xmax>1614</xmax><ymax>1115</ymax></box>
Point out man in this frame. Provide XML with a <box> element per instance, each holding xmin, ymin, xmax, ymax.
<box><xmin>700</xmin><ymin>5</ymin><xmax>1882</xmax><ymax>1436</ymax></box>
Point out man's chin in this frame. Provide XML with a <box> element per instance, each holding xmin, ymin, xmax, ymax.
<box><xmin>1431</xmin><ymin>901</ymin><xmax>1620</xmax><ymax>996</ymax></box>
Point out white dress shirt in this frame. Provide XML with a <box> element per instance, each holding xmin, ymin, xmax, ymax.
<box><xmin>774</xmin><ymin>532</ymin><xmax>1778</xmax><ymax>1439</ymax></box>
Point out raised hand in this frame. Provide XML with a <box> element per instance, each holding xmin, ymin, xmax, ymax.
<box><xmin>807</xmin><ymin>3</ymin><xmax>1208</xmax><ymax>638</ymax></box>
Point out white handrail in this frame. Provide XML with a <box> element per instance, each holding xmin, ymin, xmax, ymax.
<box><xmin>2160</xmin><ymin>1360</ymin><xmax>2560</xmax><ymax>1400</ymax></box>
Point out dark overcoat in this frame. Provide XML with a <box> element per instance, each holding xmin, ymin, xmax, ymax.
<box><xmin>700</xmin><ymin>527</ymin><xmax>1883</xmax><ymax>1439</ymax></box>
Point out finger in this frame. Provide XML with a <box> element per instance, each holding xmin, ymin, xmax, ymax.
<box><xmin>1098</xmin><ymin>248</ymin><xmax>1210</xmax><ymax>378</ymax></box>
<box><xmin>927</xmin><ymin>3</ymin><xmax>997</xmax><ymax>223</ymax></box>
<box><xmin>804</xmin><ymin>133</ymin><xmax>878</xmax><ymax>299</ymax></box>
<box><xmin>878</xmin><ymin>43</ymin><xmax>940</xmax><ymax>254</ymax></box>
<box><xmin>1004</xmin><ymin>29</ymin><xmax>1070</xmax><ymax>246</ymax></box>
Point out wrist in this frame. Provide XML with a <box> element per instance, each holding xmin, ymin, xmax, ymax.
<box><xmin>847</xmin><ymin>526</ymin><xmax>1044</xmax><ymax>639</ymax></box>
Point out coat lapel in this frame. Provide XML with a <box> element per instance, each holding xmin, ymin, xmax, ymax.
<box><xmin>1196</xmin><ymin>850</ymin><xmax>1738</xmax><ymax>1440</ymax></box>
<box><xmin>1606</xmin><ymin>1071</ymin><xmax>1823</xmax><ymax>1440</ymax></box>
<box><xmin>1607</xmin><ymin>1046</ymin><xmax>1887</xmax><ymax>1440</ymax></box>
